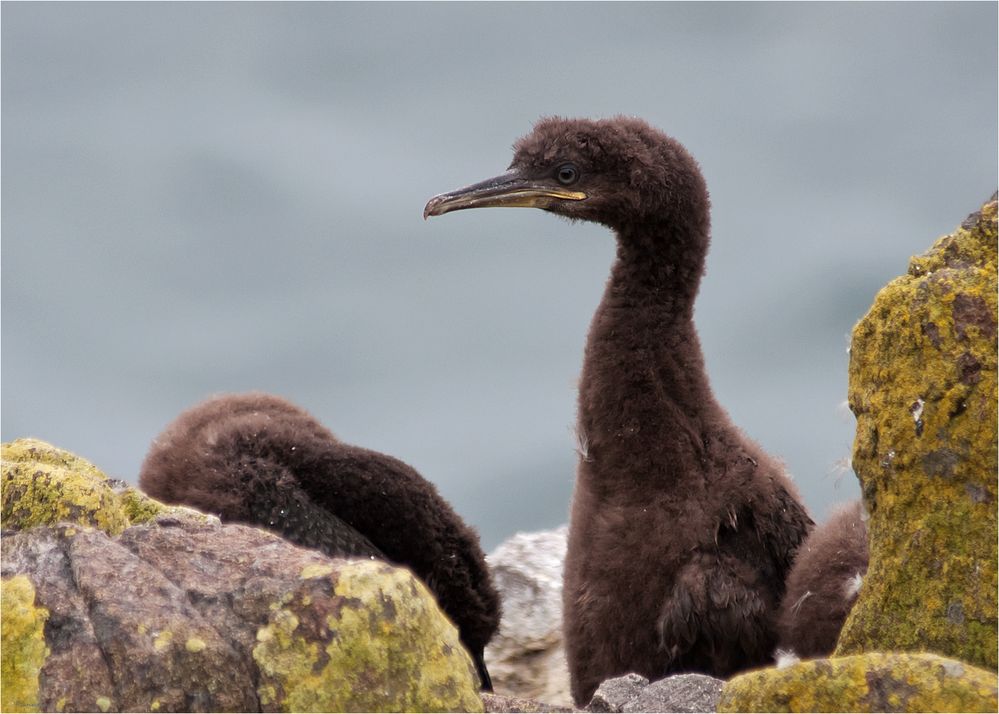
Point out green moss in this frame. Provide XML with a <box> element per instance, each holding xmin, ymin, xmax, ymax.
<box><xmin>1</xmin><ymin>576</ymin><xmax>50</xmax><ymax>713</ymax></box>
<box><xmin>718</xmin><ymin>652</ymin><xmax>998</xmax><ymax>713</ymax></box>
<box><xmin>838</xmin><ymin>197</ymin><xmax>998</xmax><ymax>669</ymax></box>
<box><xmin>1</xmin><ymin>438</ymin><xmax>212</xmax><ymax>536</ymax></box>
<box><xmin>253</xmin><ymin>559</ymin><xmax>483</xmax><ymax>712</ymax></box>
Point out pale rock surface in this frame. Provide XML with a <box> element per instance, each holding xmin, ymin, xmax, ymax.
<box><xmin>484</xmin><ymin>526</ymin><xmax>573</xmax><ymax>706</ymax></box>
<box><xmin>585</xmin><ymin>673</ymin><xmax>649</xmax><ymax>712</ymax></box>
<box><xmin>622</xmin><ymin>673</ymin><xmax>724</xmax><ymax>713</ymax></box>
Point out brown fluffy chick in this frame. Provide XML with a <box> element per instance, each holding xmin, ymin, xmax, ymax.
<box><xmin>426</xmin><ymin>116</ymin><xmax>814</xmax><ymax>705</ymax></box>
<box><xmin>139</xmin><ymin>392</ymin><xmax>500</xmax><ymax>690</ymax></box>
<box><xmin>776</xmin><ymin>500</ymin><xmax>869</xmax><ymax>665</ymax></box>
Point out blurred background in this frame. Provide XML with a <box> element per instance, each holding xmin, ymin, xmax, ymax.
<box><xmin>3</xmin><ymin>2</ymin><xmax>996</xmax><ymax>550</ymax></box>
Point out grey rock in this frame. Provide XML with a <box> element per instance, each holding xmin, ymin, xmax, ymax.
<box><xmin>485</xmin><ymin>526</ymin><xmax>573</xmax><ymax>706</ymax></box>
<box><xmin>482</xmin><ymin>692</ymin><xmax>576</xmax><ymax>713</ymax></box>
<box><xmin>586</xmin><ymin>673</ymin><xmax>650</xmax><ymax>713</ymax></box>
<box><xmin>622</xmin><ymin>673</ymin><xmax>723</xmax><ymax>713</ymax></box>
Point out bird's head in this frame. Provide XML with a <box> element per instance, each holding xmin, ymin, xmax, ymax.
<box><xmin>424</xmin><ymin>116</ymin><xmax>709</xmax><ymax>236</ymax></box>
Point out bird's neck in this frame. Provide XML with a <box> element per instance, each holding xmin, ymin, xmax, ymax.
<box><xmin>576</xmin><ymin>221</ymin><xmax>720</xmax><ymax>492</ymax></box>
<box><xmin>610</xmin><ymin>220</ymin><xmax>707</xmax><ymax>314</ymax></box>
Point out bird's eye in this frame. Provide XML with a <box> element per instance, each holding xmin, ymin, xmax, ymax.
<box><xmin>556</xmin><ymin>163</ymin><xmax>579</xmax><ymax>186</ymax></box>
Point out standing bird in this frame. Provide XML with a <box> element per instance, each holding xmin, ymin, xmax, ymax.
<box><xmin>139</xmin><ymin>392</ymin><xmax>500</xmax><ymax>690</ymax></box>
<box><xmin>425</xmin><ymin>116</ymin><xmax>814</xmax><ymax>704</ymax></box>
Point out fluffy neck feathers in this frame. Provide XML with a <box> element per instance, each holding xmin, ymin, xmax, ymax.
<box><xmin>576</xmin><ymin>218</ymin><xmax>718</xmax><ymax>490</ymax></box>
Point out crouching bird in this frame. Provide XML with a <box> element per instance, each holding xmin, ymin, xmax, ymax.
<box><xmin>139</xmin><ymin>392</ymin><xmax>500</xmax><ymax>690</ymax></box>
<box><xmin>425</xmin><ymin>116</ymin><xmax>814</xmax><ymax>704</ymax></box>
<box><xmin>776</xmin><ymin>500</ymin><xmax>869</xmax><ymax>665</ymax></box>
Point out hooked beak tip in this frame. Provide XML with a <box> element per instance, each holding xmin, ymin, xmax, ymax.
<box><xmin>423</xmin><ymin>195</ymin><xmax>445</xmax><ymax>220</ymax></box>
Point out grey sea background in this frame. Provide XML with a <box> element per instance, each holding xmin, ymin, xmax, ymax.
<box><xmin>3</xmin><ymin>2</ymin><xmax>997</xmax><ymax>550</ymax></box>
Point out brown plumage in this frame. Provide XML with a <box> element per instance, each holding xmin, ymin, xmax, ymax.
<box><xmin>776</xmin><ymin>500</ymin><xmax>869</xmax><ymax>662</ymax></box>
<box><xmin>139</xmin><ymin>392</ymin><xmax>500</xmax><ymax>690</ymax></box>
<box><xmin>425</xmin><ymin>116</ymin><xmax>814</xmax><ymax>704</ymax></box>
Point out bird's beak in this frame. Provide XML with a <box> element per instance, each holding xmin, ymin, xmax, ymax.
<box><xmin>424</xmin><ymin>169</ymin><xmax>586</xmax><ymax>219</ymax></box>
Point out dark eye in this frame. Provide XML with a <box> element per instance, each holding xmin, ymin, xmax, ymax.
<box><xmin>556</xmin><ymin>163</ymin><xmax>579</xmax><ymax>186</ymax></box>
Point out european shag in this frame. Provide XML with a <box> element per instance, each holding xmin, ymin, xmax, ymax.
<box><xmin>776</xmin><ymin>499</ymin><xmax>869</xmax><ymax>664</ymax></box>
<box><xmin>139</xmin><ymin>392</ymin><xmax>500</xmax><ymax>690</ymax></box>
<box><xmin>425</xmin><ymin>116</ymin><xmax>814</xmax><ymax>704</ymax></box>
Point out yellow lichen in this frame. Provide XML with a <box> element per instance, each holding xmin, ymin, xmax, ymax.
<box><xmin>253</xmin><ymin>560</ymin><xmax>483</xmax><ymax>712</ymax></box>
<box><xmin>299</xmin><ymin>563</ymin><xmax>335</xmax><ymax>580</ymax></box>
<box><xmin>1</xmin><ymin>438</ymin><xmax>213</xmax><ymax>537</ymax></box>
<box><xmin>185</xmin><ymin>636</ymin><xmax>207</xmax><ymax>653</ymax></box>
<box><xmin>95</xmin><ymin>696</ymin><xmax>111</xmax><ymax>712</ymax></box>
<box><xmin>153</xmin><ymin>630</ymin><xmax>173</xmax><ymax>653</ymax></box>
<box><xmin>838</xmin><ymin>196</ymin><xmax>998</xmax><ymax>668</ymax></box>
<box><xmin>1</xmin><ymin>576</ymin><xmax>50</xmax><ymax>713</ymax></box>
<box><xmin>1</xmin><ymin>439</ymin><xmax>130</xmax><ymax>535</ymax></box>
<box><xmin>718</xmin><ymin>652</ymin><xmax>999</xmax><ymax>713</ymax></box>
<box><xmin>114</xmin><ymin>483</ymin><xmax>214</xmax><ymax>526</ymax></box>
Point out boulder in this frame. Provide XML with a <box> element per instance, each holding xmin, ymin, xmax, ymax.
<box><xmin>481</xmin><ymin>692</ymin><xmax>574</xmax><ymax>713</ymax></box>
<box><xmin>717</xmin><ymin>652</ymin><xmax>998</xmax><ymax>713</ymax></box>
<box><xmin>583</xmin><ymin>673</ymin><xmax>723</xmax><ymax>714</ymax></box>
<box><xmin>484</xmin><ymin>527</ymin><xmax>572</xmax><ymax>706</ymax></box>
<box><xmin>585</xmin><ymin>673</ymin><xmax>649</xmax><ymax>713</ymax></box>
<box><xmin>620</xmin><ymin>674</ymin><xmax>723</xmax><ymax>713</ymax></box>
<box><xmin>836</xmin><ymin>195</ymin><xmax>997</xmax><ymax>667</ymax></box>
<box><xmin>1</xmin><ymin>440</ymin><xmax>483</xmax><ymax>712</ymax></box>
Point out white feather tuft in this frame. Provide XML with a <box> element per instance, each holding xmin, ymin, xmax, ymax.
<box><xmin>843</xmin><ymin>572</ymin><xmax>864</xmax><ymax>599</ymax></box>
<box><xmin>775</xmin><ymin>649</ymin><xmax>801</xmax><ymax>669</ymax></box>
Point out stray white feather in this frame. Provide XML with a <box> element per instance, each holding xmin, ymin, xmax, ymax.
<box><xmin>844</xmin><ymin>572</ymin><xmax>864</xmax><ymax>599</ymax></box>
<box><xmin>775</xmin><ymin>649</ymin><xmax>801</xmax><ymax>669</ymax></box>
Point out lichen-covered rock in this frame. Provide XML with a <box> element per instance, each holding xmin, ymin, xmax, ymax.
<box><xmin>484</xmin><ymin>527</ymin><xmax>572</xmax><ymax>706</ymax></box>
<box><xmin>717</xmin><ymin>652</ymin><xmax>998</xmax><ymax>713</ymax></box>
<box><xmin>2</xmin><ymin>445</ymin><xmax>484</xmax><ymax>713</ymax></box>
<box><xmin>837</xmin><ymin>195</ymin><xmax>997</xmax><ymax>668</ymax></box>
<box><xmin>1</xmin><ymin>438</ymin><xmax>212</xmax><ymax>535</ymax></box>
<box><xmin>1</xmin><ymin>575</ymin><xmax>50</xmax><ymax>713</ymax></box>
<box><xmin>253</xmin><ymin>559</ymin><xmax>483</xmax><ymax>712</ymax></box>
<box><xmin>2</xmin><ymin>522</ymin><xmax>482</xmax><ymax>712</ymax></box>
